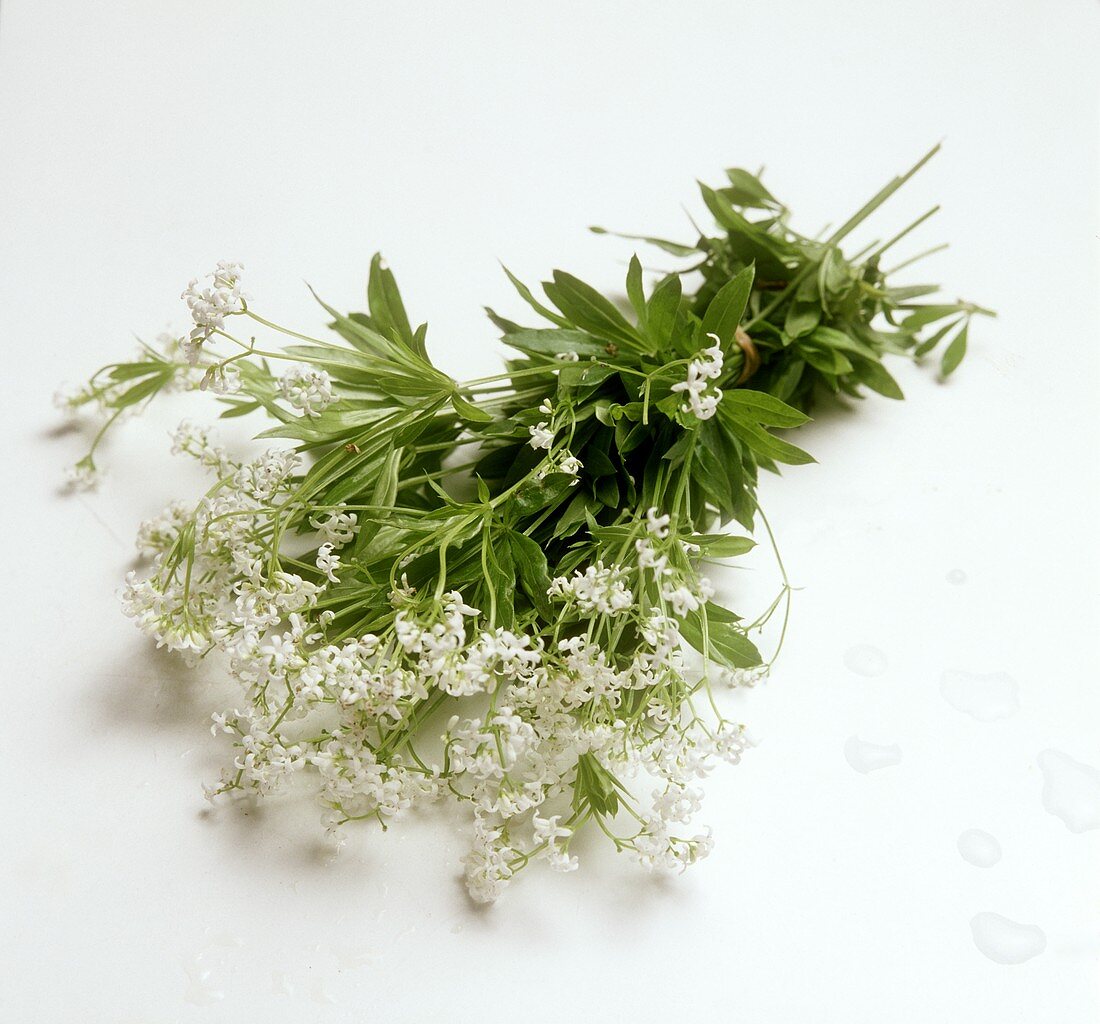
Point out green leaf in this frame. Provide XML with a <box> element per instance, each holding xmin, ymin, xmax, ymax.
<box><xmin>798</xmin><ymin>342</ymin><xmax>852</xmax><ymax>376</ymax></box>
<box><xmin>700</xmin><ymin>265</ymin><xmax>755</xmax><ymax>345</ymax></box>
<box><xmin>370</xmin><ymin>446</ymin><xmax>402</xmax><ymax>508</ymax></box>
<box><xmin>543</xmin><ymin>270</ymin><xmax>642</xmax><ymax>348</ymax></box>
<box><xmin>451</xmin><ymin>391</ymin><xmax>493</xmax><ymax>423</ymax></box>
<box><xmin>722</xmin><ymin>168</ymin><xmax>780</xmax><ymax>209</ymax></box>
<box><xmin>692</xmin><ymin>434</ymin><xmax>735</xmax><ymax>518</ymax></box>
<box><xmin>594</xmin><ymin>474</ymin><xmax>619</xmax><ymax>507</ymax></box>
<box><xmin>552</xmin><ymin>490</ymin><xmax>597</xmax><ymax>539</ymax></box>
<box><xmin>902</xmin><ymin>304</ymin><xmax>963</xmax><ymax>331</ymax></box>
<box><xmin>626</xmin><ymin>254</ymin><xmax>647</xmax><ymax>328</ymax></box>
<box><xmin>721</xmin><ymin>410</ymin><xmax>815</xmax><ymax>466</ymax></box>
<box><xmin>483</xmin><ymin>532</ymin><xmax>515</xmax><ymax>629</ymax></box>
<box><xmin>367</xmin><ymin>253</ymin><xmax>420</xmax><ymax>355</ymax></box>
<box><xmin>661</xmin><ymin>430</ymin><xmax>694</xmax><ymax>466</ymax></box>
<box><xmin>501</xmin><ymin>328</ymin><xmax>608</xmax><ymax>359</ymax></box>
<box><xmin>809</xmin><ymin>326</ymin><xmax>877</xmax><ymax>360</ymax></box>
<box><xmin>509</xmin><ymin>531</ymin><xmax>553</xmax><ymax>615</ymax></box>
<box><xmin>500</xmin><ymin>264</ymin><xmax>571</xmax><ymax>328</ymax></box>
<box><xmin>107</xmin><ymin>370</ymin><xmax>171</xmax><ymax>408</ymax></box>
<box><xmin>692</xmin><ymin>534</ymin><xmax>756</xmax><ymax>558</ymax></box>
<box><xmin>483</xmin><ymin>306</ymin><xmax>524</xmax><ymax>334</ymax></box>
<box><xmin>107</xmin><ymin>361</ymin><xmax>165</xmax><ymax>382</ymax></box>
<box><xmin>721</xmin><ymin>390</ymin><xmax>809</xmax><ymax>428</ymax></box>
<box><xmin>680</xmin><ymin>604</ymin><xmax>762</xmax><ymax>669</ymax></box>
<box><xmin>913</xmin><ymin>318</ymin><xmax>961</xmax><ymax>358</ymax></box>
<box><xmin>589</xmin><ymin>226</ymin><xmax>698</xmax><ymax>258</ymax></box>
<box><xmin>218</xmin><ymin>400</ymin><xmax>261</xmax><ymax>419</ymax></box>
<box><xmin>940</xmin><ymin>320</ymin><xmax>969</xmax><ymax>376</ymax></box>
<box><xmin>572</xmin><ymin>752</ymin><xmax>624</xmax><ymax>817</ymax></box>
<box><xmin>855</xmin><ymin>358</ymin><xmax>904</xmax><ymax>400</ymax></box>
<box><xmin>698</xmin><ymin>183</ymin><xmax>795</xmax><ymax>278</ymax></box>
<box><xmin>646</xmin><ymin>274</ymin><xmax>682</xmax><ymax>347</ymax></box>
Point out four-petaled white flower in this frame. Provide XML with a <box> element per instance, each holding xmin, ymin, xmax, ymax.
<box><xmin>671</xmin><ymin>332</ymin><xmax>725</xmax><ymax>420</ymax></box>
<box><xmin>528</xmin><ymin>421</ymin><xmax>555</xmax><ymax>450</ymax></box>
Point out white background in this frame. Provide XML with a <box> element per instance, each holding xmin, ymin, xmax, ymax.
<box><xmin>2</xmin><ymin>1</ymin><xmax>1098</xmax><ymax>1021</ymax></box>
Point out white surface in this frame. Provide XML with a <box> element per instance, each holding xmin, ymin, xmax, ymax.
<box><xmin>2</xmin><ymin>1</ymin><xmax>1098</xmax><ymax>1021</ymax></box>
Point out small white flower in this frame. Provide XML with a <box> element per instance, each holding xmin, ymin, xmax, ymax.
<box><xmin>559</xmin><ymin>455</ymin><xmax>582</xmax><ymax>477</ymax></box>
<box><xmin>671</xmin><ymin>333</ymin><xmax>725</xmax><ymax>420</ymax></box>
<box><xmin>722</xmin><ymin>665</ymin><xmax>770</xmax><ymax>689</ymax></box>
<box><xmin>53</xmin><ymin>383</ymin><xmax>92</xmax><ymax>416</ymax></box>
<box><xmin>645</xmin><ymin>507</ymin><xmax>671</xmax><ymax>538</ymax></box>
<box><xmin>533</xmin><ymin>813</ymin><xmax>571</xmax><ymax>845</ymax></box>
<box><xmin>635</xmin><ymin>538</ymin><xmax>669</xmax><ymax>576</ymax></box>
<box><xmin>64</xmin><ymin>459</ymin><xmax>100</xmax><ymax>491</ymax></box>
<box><xmin>555</xmin><ymin>351</ymin><xmax>579</xmax><ymax>362</ymax></box>
<box><xmin>180</xmin><ymin>336</ymin><xmax>204</xmax><ymax>366</ymax></box>
<box><xmin>316</xmin><ymin>543</ymin><xmax>341</xmax><ymax>584</ymax></box>
<box><xmin>661</xmin><ymin>582</ymin><xmax>701</xmax><ymax>617</ymax></box>
<box><xmin>527</xmin><ymin>421</ymin><xmax>555</xmax><ymax>450</ymax></box>
<box><xmin>200</xmin><ymin>363</ymin><xmax>242</xmax><ymax>395</ymax></box>
<box><xmin>547</xmin><ymin>848</ymin><xmax>579</xmax><ymax>873</ymax></box>
<box><xmin>311</xmin><ymin>506</ymin><xmax>359</xmax><ymax>547</ymax></box>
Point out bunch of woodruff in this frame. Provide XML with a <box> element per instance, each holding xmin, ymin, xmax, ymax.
<box><xmin>56</xmin><ymin>147</ymin><xmax>988</xmax><ymax>901</ymax></box>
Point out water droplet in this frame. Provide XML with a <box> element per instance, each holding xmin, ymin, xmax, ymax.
<box><xmin>843</xmin><ymin>645</ymin><xmax>888</xmax><ymax>677</ymax></box>
<box><xmin>844</xmin><ymin>736</ymin><xmax>902</xmax><ymax>774</ymax></box>
<box><xmin>970</xmin><ymin>913</ymin><xmax>1046</xmax><ymax>964</ymax></box>
<box><xmin>946</xmin><ymin>568</ymin><xmax>968</xmax><ymax>585</ymax></box>
<box><xmin>957</xmin><ymin>829</ymin><xmax>1001</xmax><ymax>867</ymax></box>
<box><xmin>271</xmin><ymin>970</ymin><xmax>294</xmax><ymax>996</ymax></box>
<box><xmin>182</xmin><ymin>954</ymin><xmax>226</xmax><ymax>1005</ymax></box>
<box><xmin>310</xmin><ymin>978</ymin><xmax>337</xmax><ymax>1006</ymax></box>
<box><xmin>939</xmin><ymin>670</ymin><xmax>1019</xmax><ymax>721</ymax></box>
<box><xmin>1038</xmin><ymin>749</ymin><xmax>1100</xmax><ymax>833</ymax></box>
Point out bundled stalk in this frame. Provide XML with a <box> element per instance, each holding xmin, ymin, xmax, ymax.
<box><xmin>57</xmin><ymin>146</ymin><xmax>989</xmax><ymax>901</ymax></box>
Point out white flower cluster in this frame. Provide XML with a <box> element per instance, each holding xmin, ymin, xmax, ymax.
<box><xmin>527</xmin><ymin>398</ymin><xmax>557</xmax><ymax>450</ymax></box>
<box><xmin>64</xmin><ymin>458</ymin><xmax>100</xmax><ymax>491</ymax></box>
<box><xmin>548</xmin><ymin>561</ymin><xmax>633</xmax><ymax>616</ymax></box>
<box><xmin>53</xmin><ymin>383</ymin><xmax>95</xmax><ymax>418</ymax></box>
<box><xmin>170</xmin><ymin>420</ymin><xmax>234</xmax><ymax>476</ymax></box>
<box><xmin>310</xmin><ymin>505</ymin><xmax>359</xmax><ymax>547</ymax></box>
<box><xmin>451</xmin><ymin>614</ymin><xmax>750</xmax><ymax>900</ymax></box>
<box><xmin>116</xmin><ymin>425</ymin><xmax>752</xmax><ymax>904</ymax></box>
<box><xmin>122</xmin><ymin>439</ymin><xmax>310</xmax><ymax>661</ymax></box>
<box><xmin>200</xmin><ymin>362</ymin><xmax>242</xmax><ymax>396</ymax></box>
<box><xmin>528</xmin><ymin>398</ymin><xmax>583</xmax><ymax>481</ymax></box>
<box><xmin>181</xmin><ymin>261</ymin><xmax>245</xmax><ymax>362</ymax></box>
<box><xmin>635</xmin><ymin>506</ymin><xmax>716</xmax><ymax>616</ymax></box>
<box><xmin>671</xmin><ymin>332</ymin><xmax>724</xmax><ymax>420</ymax></box>
<box><xmin>279</xmin><ymin>364</ymin><xmax>335</xmax><ymax>418</ymax></box>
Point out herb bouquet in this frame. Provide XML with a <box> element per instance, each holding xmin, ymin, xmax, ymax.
<box><xmin>57</xmin><ymin>146</ymin><xmax>988</xmax><ymax>902</ymax></box>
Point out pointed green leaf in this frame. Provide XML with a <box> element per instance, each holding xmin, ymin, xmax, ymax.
<box><xmin>941</xmin><ymin>320</ymin><xmax>969</xmax><ymax>376</ymax></box>
<box><xmin>701</xmin><ymin>265</ymin><xmax>755</xmax><ymax>345</ymax></box>
<box><xmin>543</xmin><ymin>270</ymin><xmax>642</xmax><ymax>348</ymax></box>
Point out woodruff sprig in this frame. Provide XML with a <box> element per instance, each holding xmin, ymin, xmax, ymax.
<box><xmin>57</xmin><ymin>146</ymin><xmax>989</xmax><ymax>902</ymax></box>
